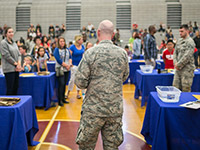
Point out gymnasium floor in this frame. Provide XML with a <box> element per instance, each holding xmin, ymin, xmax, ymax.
<box><xmin>28</xmin><ymin>84</ymin><xmax>151</xmax><ymax>150</ymax></box>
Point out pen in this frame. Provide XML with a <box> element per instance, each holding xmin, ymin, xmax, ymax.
<box><xmin>186</xmin><ymin>103</ymin><xmax>193</xmax><ymax>106</ymax></box>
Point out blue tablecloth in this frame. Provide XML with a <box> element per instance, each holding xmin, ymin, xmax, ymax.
<box><xmin>0</xmin><ymin>72</ymin><xmax>56</xmax><ymax>110</ymax></box>
<box><xmin>0</xmin><ymin>96</ymin><xmax>39</xmax><ymax>150</ymax></box>
<box><xmin>141</xmin><ymin>92</ymin><xmax>200</xmax><ymax>150</ymax></box>
<box><xmin>137</xmin><ymin>55</ymin><xmax>162</xmax><ymax>60</ymax></box>
<box><xmin>128</xmin><ymin>59</ymin><xmax>165</xmax><ymax>84</ymax></box>
<box><xmin>47</xmin><ymin>61</ymin><xmax>56</xmax><ymax>72</ymax></box>
<box><xmin>139</xmin><ymin>55</ymin><xmax>144</xmax><ymax>59</ymax></box>
<box><xmin>134</xmin><ymin>69</ymin><xmax>200</xmax><ymax>106</ymax></box>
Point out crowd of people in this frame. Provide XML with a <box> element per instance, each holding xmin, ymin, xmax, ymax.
<box><xmin>0</xmin><ymin>22</ymin><xmax>199</xmax><ymax>99</ymax></box>
<box><xmin>27</xmin><ymin>23</ymin><xmax>66</xmax><ymax>39</ymax></box>
<box><xmin>122</xmin><ymin>21</ymin><xmax>200</xmax><ymax>70</ymax></box>
<box><xmin>80</xmin><ymin>22</ymin><xmax>97</xmax><ymax>42</ymax></box>
<box><xmin>0</xmin><ymin>19</ymin><xmax>200</xmax><ymax>149</ymax></box>
<box><xmin>0</xmin><ymin>21</ymin><xmax>200</xmax><ymax>87</ymax></box>
<box><xmin>1</xmin><ymin>21</ymin><xmax>200</xmax><ymax>69</ymax></box>
<box><xmin>0</xmin><ymin>20</ymin><xmax>128</xmax><ymax>149</ymax></box>
<box><xmin>0</xmin><ymin>24</ymin><xmax>96</xmax><ymax>107</ymax></box>
<box><xmin>139</xmin><ymin>24</ymin><xmax>196</xmax><ymax>92</ymax></box>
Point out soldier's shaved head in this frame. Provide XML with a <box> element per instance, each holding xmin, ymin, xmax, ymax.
<box><xmin>98</xmin><ymin>20</ymin><xmax>114</xmax><ymax>36</ymax></box>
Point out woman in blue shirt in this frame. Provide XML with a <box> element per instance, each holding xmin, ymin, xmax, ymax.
<box><xmin>66</xmin><ymin>35</ymin><xmax>85</xmax><ymax>99</ymax></box>
<box><xmin>54</xmin><ymin>37</ymin><xmax>72</xmax><ymax>106</ymax></box>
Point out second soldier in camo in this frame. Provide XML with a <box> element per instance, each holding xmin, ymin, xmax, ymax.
<box><xmin>173</xmin><ymin>24</ymin><xmax>196</xmax><ymax>92</ymax></box>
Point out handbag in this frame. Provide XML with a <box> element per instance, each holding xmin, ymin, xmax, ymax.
<box><xmin>56</xmin><ymin>66</ymin><xmax>64</xmax><ymax>77</ymax></box>
<box><xmin>56</xmin><ymin>49</ymin><xmax>66</xmax><ymax>77</ymax></box>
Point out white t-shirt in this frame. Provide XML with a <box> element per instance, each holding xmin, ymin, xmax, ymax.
<box><xmin>38</xmin><ymin>53</ymin><xmax>48</xmax><ymax>69</ymax></box>
<box><xmin>87</xmin><ymin>24</ymin><xmax>94</xmax><ymax>31</ymax></box>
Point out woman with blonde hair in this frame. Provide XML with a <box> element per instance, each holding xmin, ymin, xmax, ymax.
<box><xmin>66</xmin><ymin>35</ymin><xmax>85</xmax><ymax>99</ymax></box>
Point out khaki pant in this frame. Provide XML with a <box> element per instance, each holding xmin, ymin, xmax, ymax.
<box><xmin>173</xmin><ymin>69</ymin><xmax>194</xmax><ymax>92</ymax></box>
<box><xmin>68</xmin><ymin>66</ymin><xmax>80</xmax><ymax>91</ymax></box>
<box><xmin>76</xmin><ymin>114</ymin><xmax>123</xmax><ymax>150</ymax></box>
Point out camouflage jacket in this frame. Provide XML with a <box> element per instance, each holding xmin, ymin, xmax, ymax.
<box><xmin>173</xmin><ymin>36</ymin><xmax>195</xmax><ymax>71</ymax></box>
<box><xmin>75</xmin><ymin>40</ymin><xmax>129</xmax><ymax>117</ymax></box>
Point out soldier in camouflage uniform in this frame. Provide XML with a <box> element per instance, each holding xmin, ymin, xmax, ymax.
<box><xmin>75</xmin><ymin>20</ymin><xmax>129</xmax><ymax>150</ymax></box>
<box><xmin>173</xmin><ymin>24</ymin><xmax>196</xmax><ymax>92</ymax></box>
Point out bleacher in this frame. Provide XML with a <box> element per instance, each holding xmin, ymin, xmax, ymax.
<box><xmin>0</xmin><ymin>0</ymin><xmax>200</xmax><ymax>46</ymax></box>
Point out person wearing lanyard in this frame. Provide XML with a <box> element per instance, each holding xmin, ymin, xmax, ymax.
<box><xmin>54</xmin><ymin>37</ymin><xmax>72</xmax><ymax>106</ymax></box>
<box><xmin>0</xmin><ymin>27</ymin><xmax>22</xmax><ymax>95</ymax></box>
<box><xmin>162</xmin><ymin>40</ymin><xmax>175</xmax><ymax>69</ymax></box>
<box><xmin>65</xmin><ymin>35</ymin><xmax>85</xmax><ymax>99</ymax></box>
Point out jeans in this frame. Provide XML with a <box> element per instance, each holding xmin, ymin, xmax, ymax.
<box><xmin>57</xmin><ymin>71</ymin><xmax>70</xmax><ymax>104</ymax></box>
<box><xmin>194</xmin><ymin>51</ymin><xmax>198</xmax><ymax>67</ymax></box>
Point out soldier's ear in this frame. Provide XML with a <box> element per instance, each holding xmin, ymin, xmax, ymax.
<box><xmin>97</xmin><ymin>29</ymin><xmax>101</xmax><ymax>37</ymax></box>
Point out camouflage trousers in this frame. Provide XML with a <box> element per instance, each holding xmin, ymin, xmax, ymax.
<box><xmin>173</xmin><ymin>69</ymin><xmax>194</xmax><ymax>92</ymax></box>
<box><xmin>76</xmin><ymin>113</ymin><xmax>123</xmax><ymax>150</ymax></box>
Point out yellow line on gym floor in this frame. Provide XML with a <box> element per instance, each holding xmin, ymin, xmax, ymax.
<box><xmin>38</xmin><ymin>119</ymin><xmax>51</xmax><ymax>122</ymax></box>
<box><xmin>38</xmin><ymin>119</ymin><xmax>80</xmax><ymax>122</ymax></box>
<box><xmin>124</xmin><ymin>129</ymin><xmax>145</xmax><ymax>142</ymax></box>
<box><xmin>35</xmin><ymin>106</ymin><xmax>61</xmax><ymax>150</ymax></box>
<box><xmin>42</xmin><ymin>142</ymin><xmax>72</xmax><ymax>150</ymax></box>
<box><xmin>54</xmin><ymin>119</ymin><xmax>80</xmax><ymax>122</ymax></box>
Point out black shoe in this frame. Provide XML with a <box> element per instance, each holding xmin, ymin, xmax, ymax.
<box><xmin>58</xmin><ymin>101</ymin><xmax>64</xmax><ymax>106</ymax></box>
<box><xmin>62</xmin><ymin>100</ymin><xmax>69</xmax><ymax>104</ymax></box>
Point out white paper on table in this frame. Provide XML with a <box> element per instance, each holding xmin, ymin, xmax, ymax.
<box><xmin>47</xmin><ymin>61</ymin><xmax>55</xmax><ymax>64</ymax></box>
<box><xmin>180</xmin><ymin>100</ymin><xmax>200</xmax><ymax>109</ymax></box>
<box><xmin>168</xmin><ymin>69</ymin><xmax>175</xmax><ymax>74</ymax></box>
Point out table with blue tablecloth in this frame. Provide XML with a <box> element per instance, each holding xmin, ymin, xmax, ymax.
<box><xmin>0</xmin><ymin>72</ymin><xmax>56</xmax><ymax>110</ymax></box>
<box><xmin>47</xmin><ymin>61</ymin><xmax>56</xmax><ymax>72</ymax></box>
<box><xmin>0</xmin><ymin>96</ymin><xmax>39</xmax><ymax>150</ymax></box>
<box><xmin>141</xmin><ymin>92</ymin><xmax>200</xmax><ymax>150</ymax></box>
<box><xmin>134</xmin><ymin>69</ymin><xmax>200</xmax><ymax>106</ymax></box>
<box><xmin>126</xmin><ymin>59</ymin><xmax>165</xmax><ymax>84</ymax></box>
<box><xmin>139</xmin><ymin>54</ymin><xmax>144</xmax><ymax>59</ymax></box>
